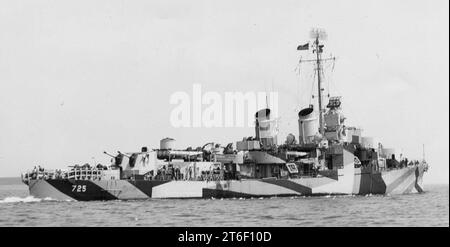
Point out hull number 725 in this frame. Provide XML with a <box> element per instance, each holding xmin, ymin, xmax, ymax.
<box><xmin>72</xmin><ymin>185</ymin><xmax>87</xmax><ymax>192</ymax></box>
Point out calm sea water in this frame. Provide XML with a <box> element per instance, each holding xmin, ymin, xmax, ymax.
<box><xmin>0</xmin><ymin>177</ymin><xmax>448</xmax><ymax>227</ymax></box>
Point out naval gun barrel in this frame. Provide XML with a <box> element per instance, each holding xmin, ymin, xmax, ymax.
<box><xmin>156</xmin><ymin>149</ymin><xmax>203</xmax><ymax>161</ymax></box>
<box><xmin>104</xmin><ymin>151</ymin><xmax>130</xmax><ymax>158</ymax></box>
<box><xmin>117</xmin><ymin>151</ymin><xmax>131</xmax><ymax>158</ymax></box>
<box><xmin>103</xmin><ymin>151</ymin><xmax>116</xmax><ymax>158</ymax></box>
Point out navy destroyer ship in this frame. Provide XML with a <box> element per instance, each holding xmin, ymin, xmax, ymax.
<box><xmin>21</xmin><ymin>31</ymin><xmax>428</xmax><ymax>201</ymax></box>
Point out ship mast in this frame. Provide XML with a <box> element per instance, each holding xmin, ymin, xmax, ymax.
<box><xmin>309</xmin><ymin>28</ymin><xmax>328</xmax><ymax>136</ymax></box>
<box><xmin>314</xmin><ymin>36</ymin><xmax>325</xmax><ymax>135</ymax></box>
<box><xmin>297</xmin><ymin>28</ymin><xmax>332</xmax><ymax>137</ymax></box>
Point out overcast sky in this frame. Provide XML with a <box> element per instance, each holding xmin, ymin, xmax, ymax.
<box><xmin>0</xmin><ymin>0</ymin><xmax>448</xmax><ymax>184</ymax></box>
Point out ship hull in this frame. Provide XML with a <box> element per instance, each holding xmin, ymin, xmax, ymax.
<box><xmin>27</xmin><ymin>164</ymin><xmax>426</xmax><ymax>201</ymax></box>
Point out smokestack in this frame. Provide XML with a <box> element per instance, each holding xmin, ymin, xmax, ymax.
<box><xmin>298</xmin><ymin>107</ymin><xmax>319</xmax><ymax>145</ymax></box>
<box><xmin>255</xmin><ymin>108</ymin><xmax>277</xmax><ymax>148</ymax></box>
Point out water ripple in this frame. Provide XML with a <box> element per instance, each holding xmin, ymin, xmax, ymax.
<box><xmin>0</xmin><ymin>184</ymin><xmax>447</xmax><ymax>227</ymax></box>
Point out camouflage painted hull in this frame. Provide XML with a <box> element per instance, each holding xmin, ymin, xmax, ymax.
<box><xmin>28</xmin><ymin>164</ymin><xmax>426</xmax><ymax>201</ymax></box>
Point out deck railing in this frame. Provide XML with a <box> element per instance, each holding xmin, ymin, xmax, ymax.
<box><xmin>67</xmin><ymin>168</ymin><xmax>105</xmax><ymax>180</ymax></box>
<box><xmin>22</xmin><ymin>167</ymin><xmax>107</xmax><ymax>183</ymax></box>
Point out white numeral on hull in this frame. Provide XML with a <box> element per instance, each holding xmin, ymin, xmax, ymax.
<box><xmin>72</xmin><ymin>185</ymin><xmax>87</xmax><ymax>192</ymax></box>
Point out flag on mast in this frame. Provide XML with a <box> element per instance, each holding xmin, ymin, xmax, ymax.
<box><xmin>297</xmin><ymin>43</ymin><xmax>309</xmax><ymax>50</ymax></box>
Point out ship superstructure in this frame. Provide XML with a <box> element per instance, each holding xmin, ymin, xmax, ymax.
<box><xmin>21</xmin><ymin>30</ymin><xmax>428</xmax><ymax>201</ymax></box>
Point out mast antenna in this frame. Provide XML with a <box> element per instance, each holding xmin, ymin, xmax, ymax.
<box><xmin>310</xmin><ymin>28</ymin><xmax>327</xmax><ymax>135</ymax></box>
